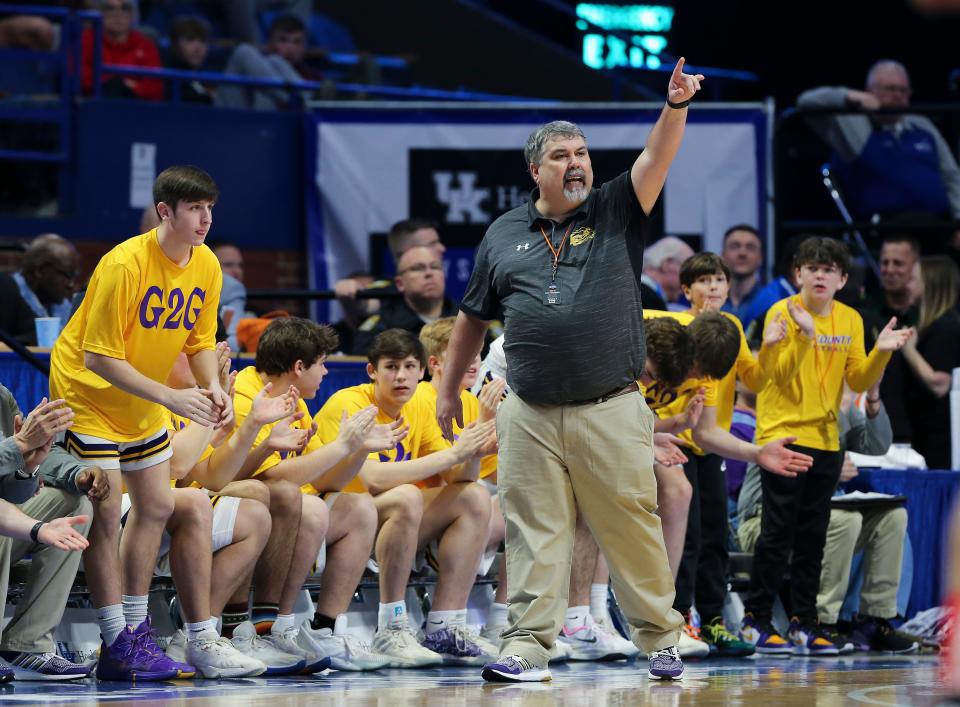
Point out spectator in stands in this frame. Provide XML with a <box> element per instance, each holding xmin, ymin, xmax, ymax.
<box><xmin>216</xmin><ymin>13</ymin><xmax>326</xmax><ymax>111</ymax></box>
<box><xmin>334</xmin><ymin>218</ymin><xmax>447</xmax><ymax>337</ymax></box>
<box><xmin>314</xmin><ymin>329</ymin><xmax>497</xmax><ymax>667</ymax></box>
<box><xmin>901</xmin><ymin>255</ymin><xmax>960</xmax><ymax>469</ymax></box>
<box><xmin>0</xmin><ymin>12</ymin><xmax>55</xmax><ymax>50</ymax></box>
<box><xmin>207</xmin><ymin>241</ymin><xmax>248</xmax><ymax>351</ymax></box>
<box><xmin>81</xmin><ymin>0</ymin><xmax>164</xmax><ymax>101</ymax></box>
<box><xmin>0</xmin><ymin>387</ymin><xmax>98</xmax><ymax>680</ymax></box>
<box><xmin>797</xmin><ymin>61</ymin><xmax>960</xmax><ymax>242</ymax></box>
<box><xmin>12</xmin><ymin>234</ymin><xmax>79</xmax><ymax>328</ymax></box>
<box><xmin>817</xmin><ymin>387</ymin><xmax>916</xmax><ymax>654</ymax></box>
<box><xmin>721</xmin><ymin>225</ymin><xmax>765</xmax><ymax>326</ymax></box>
<box><xmin>642</xmin><ymin>236</ymin><xmax>694</xmax><ymax>309</ymax></box>
<box><xmin>0</xmin><ymin>272</ymin><xmax>39</xmax><ymax>346</ymax></box>
<box><xmin>164</xmin><ymin>15</ymin><xmax>214</xmax><ymax>104</ymax></box>
<box><xmin>217</xmin><ymin>0</ymin><xmax>311</xmax><ymax>45</ymax></box>
<box><xmin>352</xmin><ymin>245</ymin><xmax>459</xmax><ymax>355</ymax></box>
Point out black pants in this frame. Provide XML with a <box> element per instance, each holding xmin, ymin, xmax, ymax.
<box><xmin>745</xmin><ymin>445</ymin><xmax>841</xmax><ymax>622</ymax></box>
<box><xmin>673</xmin><ymin>453</ymin><xmax>728</xmax><ymax>621</ymax></box>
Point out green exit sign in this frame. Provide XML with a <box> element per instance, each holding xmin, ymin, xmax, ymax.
<box><xmin>576</xmin><ymin>3</ymin><xmax>674</xmax><ymax>70</ymax></box>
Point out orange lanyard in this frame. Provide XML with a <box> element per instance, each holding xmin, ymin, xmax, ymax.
<box><xmin>539</xmin><ymin>222</ymin><xmax>573</xmax><ymax>282</ymax></box>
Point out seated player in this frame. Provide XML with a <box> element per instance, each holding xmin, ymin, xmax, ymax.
<box><xmin>313</xmin><ymin>328</ymin><xmax>497</xmax><ymax>667</ymax></box>
<box><xmin>231</xmin><ymin>318</ymin><xmax>402</xmax><ymax>672</ymax></box>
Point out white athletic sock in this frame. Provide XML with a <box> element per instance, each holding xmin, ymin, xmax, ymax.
<box><xmin>378</xmin><ymin>601</ymin><xmax>407</xmax><ymax>631</ymax></box>
<box><xmin>565</xmin><ymin>605</ymin><xmax>591</xmax><ymax>631</ymax></box>
<box><xmin>121</xmin><ymin>594</ymin><xmax>149</xmax><ymax>628</ymax></box>
<box><xmin>425</xmin><ymin>609</ymin><xmax>459</xmax><ymax>635</ymax></box>
<box><xmin>590</xmin><ymin>584</ymin><xmax>610</xmax><ymax>623</ymax></box>
<box><xmin>271</xmin><ymin>613</ymin><xmax>297</xmax><ymax>636</ymax></box>
<box><xmin>186</xmin><ymin>618</ymin><xmax>219</xmax><ymax>642</ymax></box>
<box><xmin>98</xmin><ymin>604</ymin><xmax>126</xmax><ymax>646</ymax></box>
<box><xmin>488</xmin><ymin>602</ymin><xmax>508</xmax><ymax>628</ymax></box>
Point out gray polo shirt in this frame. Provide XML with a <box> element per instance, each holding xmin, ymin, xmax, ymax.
<box><xmin>461</xmin><ymin>171</ymin><xmax>648</xmax><ymax>405</ymax></box>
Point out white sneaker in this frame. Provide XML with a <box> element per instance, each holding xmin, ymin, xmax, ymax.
<box><xmin>168</xmin><ymin>629</ymin><xmax>266</xmax><ymax>679</ymax></box>
<box><xmin>371</xmin><ymin>625</ymin><xmax>443</xmax><ymax>668</ymax></box>
<box><xmin>299</xmin><ymin>616</ymin><xmax>389</xmax><ymax>671</ymax></box>
<box><xmin>230</xmin><ymin>621</ymin><xmax>306</xmax><ymax>675</ymax></box>
<box><xmin>677</xmin><ymin>628</ymin><xmax>711</xmax><ymax>659</ymax></box>
<box><xmin>468</xmin><ymin>627</ymin><xmax>500</xmax><ymax>660</ymax></box>
<box><xmin>269</xmin><ymin>627</ymin><xmax>331</xmax><ymax>673</ymax></box>
<box><xmin>558</xmin><ymin>613</ymin><xmax>633</xmax><ymax>661</ymax></box>
<box><xmin>594</xmin><ymin>617</ymin><xmax>640</xmax><ymax>659</ymax></box>
<box><xmin>546</xmin><ymin>639</ymin><xmax>570</xmax><ymax>664</ymax></box>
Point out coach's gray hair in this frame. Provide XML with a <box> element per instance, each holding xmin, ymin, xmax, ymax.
<box><xmin>523</xmin><ymin>121</ymin><xmax>586</xmax><ymax>168</ymax></box>
<box><xmin>866</xmin><ymin>60</ymin><xmax>909</xmax><ymax>89</ymax></box>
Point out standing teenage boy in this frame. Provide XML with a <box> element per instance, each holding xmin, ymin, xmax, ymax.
<box><xmin>49</xmin><ymin>165</ymin><xmax>228</xmax><ymax>681</ymax></box>
<box><xmin>739</xmin><ymin>237</ymin><xmax>911</xmax><ymax>656</ymax></box>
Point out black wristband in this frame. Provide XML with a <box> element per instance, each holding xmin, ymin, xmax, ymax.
<box><xmin>30</xmin><ymin>521</ymin><xmax>45</xmax><ymax>543</ymax></box>
<box><xmin>667</xmin><ymin>98</ymin><xmax>692</xmax><ymax>109</ymax></box>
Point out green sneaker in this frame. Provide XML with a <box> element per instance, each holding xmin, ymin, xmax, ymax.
<box><xmin>701</xmin><ymin>617</ymin><xmax>755</xmax><ymax>657</ymax></box>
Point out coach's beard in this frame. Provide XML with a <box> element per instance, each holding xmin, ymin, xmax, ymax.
<box><xmin>563</xmin><ymin>169</ymin><xmax>588</xmax><ymax>204</ymax></box>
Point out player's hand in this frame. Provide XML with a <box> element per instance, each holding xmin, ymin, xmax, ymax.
<box><xmin>166</xmin><ymin>387</ymin><xmax>220</xmax><ymax>426</ymax></box>
<box><xmin>215</xmin><ymin>342</ymin><xmax>232</xmax><ymax>390</ymax></box>
<box><xmin>478</xmin><ymin>377</ymin><xmax>507</xmax><ymax>424</ymax></box>
<box><xmin>75</xmin><ymin>466</ymin><xmax>111</xmax><ymax>502</ymax></box>
<box><xmin>452</xmin><ymin>419</ymin><xmax>497</xmax><ymax>463</ymax></box>
<box><xmin>680</xmin><ymin>388</ymin><xmax>706</xmax><ymax>431</ymax></box>
<box><xmin>36</xmin><ymin>515</ymin><xmax>89</xmax><ymax>552</ymax></box>
<box><xmin>667</xmin><ymin>57</ymin><xmax>704</xmax><ymax>105</ymax></box>
<box><xmin>437</xmin><ymin>390</ymin><xmax>464</xmax><ymax>442</ymax></box>
<box><xmin>653</xmin><ymin>432</ymin><xmax>689</xmax><ymax>466</ymax></box>
<box><xmin>208</xmin><ymin>384</ymin><xmax>235</xmax><ymax>430</ymax></box>
<box><xmin>786</xmin><ymin>299</ymin><xmax>816</xmax><ymax>340</ymax></box>
<box><xmin>763</xmin><ymin>311</ymin><xmax>788</xmax><ymax>347</ymax></box>
<box><xmin>363</xmin><ymin>417</ymin><xmax>409</xmax><ymax>454</ymax></box>
<box><xmin>757</xmin><ymin>437</ymin><xmax>813</xmax><ymax>477</ymax></box>
<box><xmin>337</xmin><ymin>406</ymin><xmax>378</xmax><ymax>453</ymax></box>
<box><xmin>877</xmin><ymin>317</ymin><xmax>912</xmax><ymax>352</ymax></box>
<box><xmin>250</xmin><ymin>383</ymin><xmax>299</xmax><ymax>427</ymax></box>
<box><xmin>14</xmin><ymin>398</ymin><xmax>74</xmax><ymax>455</ymax></box>
<box><xmin>266</xmin><ymin>412</ymin><xmax>308</xmax><ymax>453</ymax></box>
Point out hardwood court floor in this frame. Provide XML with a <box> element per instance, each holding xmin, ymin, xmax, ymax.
<box><xmin>0</xmin><ymin>654</ymin><xmax>951</xmax><ymax>706</ymax></box>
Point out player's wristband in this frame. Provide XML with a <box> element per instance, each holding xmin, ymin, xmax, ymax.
<box><xmin>29</xmin><ymin>521</ymin><xmax>45</xmax><ymax>543</ymax></box>
<box><xmin>667</xmin><ymin>98</ymin><xmax>692</xmax><ymax>109</ymax></box>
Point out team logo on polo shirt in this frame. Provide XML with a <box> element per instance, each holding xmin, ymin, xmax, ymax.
<box><xmin>570</xmin><ymin>227</ymin><xmax>596</xmax><ymax>246</ymax></box>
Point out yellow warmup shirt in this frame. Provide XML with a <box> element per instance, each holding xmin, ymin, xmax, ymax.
<box><xmin>714</xmin><ymin>312</ymin><xmax>769</xmax><ymax>432</ymax></box>
<box><xmin>312</xmin><ymin>383</ymin><xmax>451</xmax><ymax>494</ymax></box>
<box><xmin>642</xmin><ymin>309</ymin><xmax>718</xmax><ymax>456</ymax></box>
<box><xmin>755</xmin><ymin>295</ymin><xmax>890</xmax><ymax>451</ymax></box>
<box><xmin>49</xmin><ymin>230</ymin><xmax>221</xmax><ymax>442</ymax></box>
<box><xmin>232</xmin><ymin>366</ymin><xmax>322</xmax><ymax>479</ymax></box>
<box><xmin>416</xmin><ymin>381</ymin><xmax>497</xmax><ymax>480</ymax></box>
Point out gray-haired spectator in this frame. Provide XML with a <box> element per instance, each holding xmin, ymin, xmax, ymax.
<box><xmin>642</xmin><ymin>236</ymin><xmax>695</xmax><ymax>309</ymax></box>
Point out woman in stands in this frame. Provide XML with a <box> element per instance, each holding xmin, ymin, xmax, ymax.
<box><xmin>900</xmin><ymin>255</ymin><xmax>960</xmax><ymax>469</ymax></box>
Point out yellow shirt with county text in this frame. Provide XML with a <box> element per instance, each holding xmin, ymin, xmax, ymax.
<box><xmin>755</xmin><ymin>295</ymin><xmax>890</xmax><ymax>451</ymax></box>
<box><xmin>416</xmin><ymin>381</ymin><xmax>497</xmax><ymax>480</ymax></box>
<box><xmin>231</xmin><ymin>366</ymin><xmax>322</xmax><ymax>480</ymax></box>
<box><xmin>641</xmin><ymin>309</ymin><xmax>718</xmax><ymax>456</ymax></box>
<box><xmin>312</xmin><ymin>383</ymin><xmax>452</xmax><ymax>494</ymax></box>
<box><xmin>49</xmin><ymin>230</ymin><xmax>221</xmax><ymax>441</ymax></box>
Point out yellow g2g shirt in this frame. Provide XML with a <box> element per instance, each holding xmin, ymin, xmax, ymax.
<box><xmin>49</xmin><ymin>230</ymin><xmax>221</xmax><ymax>442</ymax></box>
<box><xmin>312</xmin><ymin>383</ymin><xmax>452</xmax><ymax>494</ymax></box>
<box><xmin>755</xmin><ymin>295</ymin><xmax>890</xmax><ymax>451</ymax></box>
<box><xmin>231</xmin><ymin>366</ymin><xmax>323</xmax><ymax>479</ymax></box>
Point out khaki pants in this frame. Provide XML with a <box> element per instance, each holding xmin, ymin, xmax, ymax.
<box><xmin>0</xmin><ymin>488</ymin><xmax>92</xmax><ymax>653</ymax></box>
<box><xmin>817</xmin><ymin>507</ymin><xmax>907</xmax><ymax>624</ymax></box>
<box><xmin>738</xmin><ymin>515</ymin><xmax>761</xmax><ymax>555</ymax></box>
<box><xmin>497</xmin><ymin>391</ymin><xmax>683</xmax><ymax>664</ymax></box>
